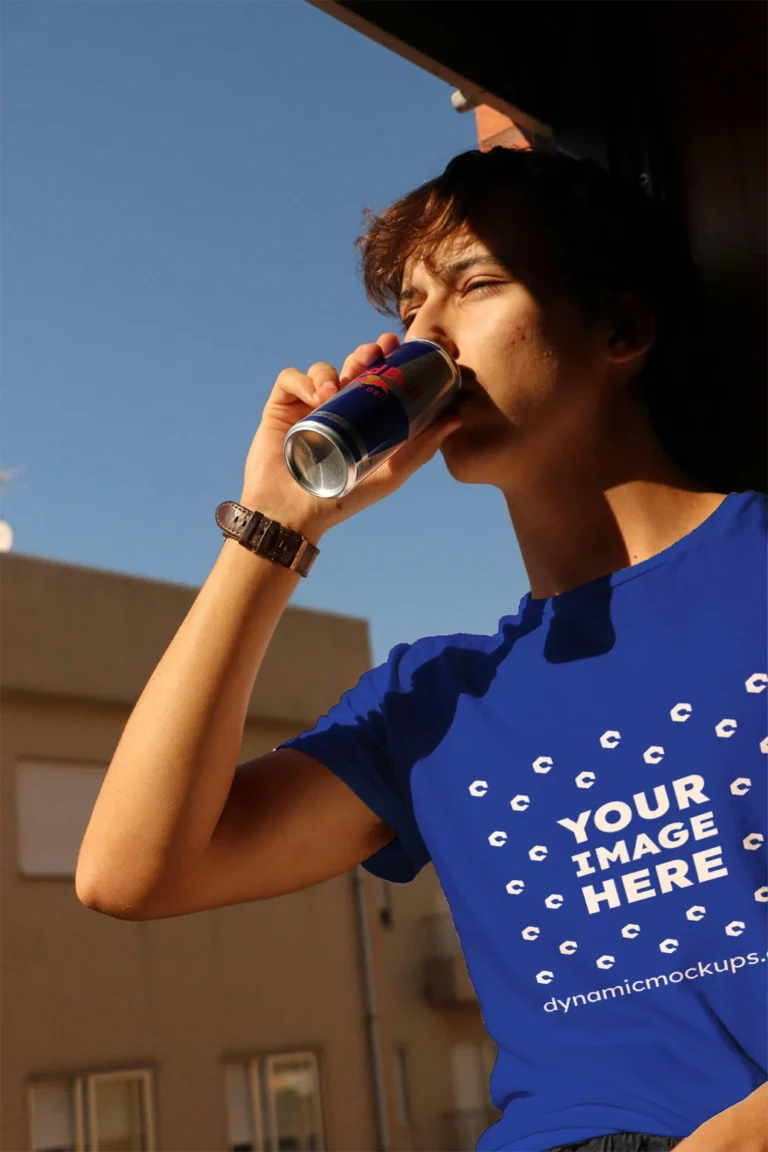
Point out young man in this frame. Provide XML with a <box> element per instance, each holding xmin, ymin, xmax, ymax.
<box><xmin>77</xmin><ymin>149</ymin><xmax>767</xmax><ymax>1152</ymax></box>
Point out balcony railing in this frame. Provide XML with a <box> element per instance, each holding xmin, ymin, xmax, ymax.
<box><xmin>420</xmin><ymin>913</ymin><xmax>478</xmax><ymax>1006</ymax></box>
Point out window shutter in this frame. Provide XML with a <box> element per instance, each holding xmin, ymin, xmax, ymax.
<box><xmin>17</xmin><ymin>761</ymin><xmax>106</xmax><ymax>877</ymax></box>
<box><xmin>31</xmin><ymin>1081</ymin><xmax>76</xmax><ymax>1152</ymax></box>
<box><xmin>225</xmin><ymin>1064</ymin><xmax>254</xmax><ymax>1150</ymax></box>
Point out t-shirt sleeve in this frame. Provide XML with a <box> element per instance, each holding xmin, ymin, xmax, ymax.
<box><xmin>275</xmin><ymin>642</ymin><xmax>430</xmax><ymax>882</ymax></box>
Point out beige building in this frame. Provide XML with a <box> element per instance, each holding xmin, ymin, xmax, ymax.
<box><xmin>1</xmin><ymin>552</ymin><xmax>499</xmax><ymax>1152</ymax></box>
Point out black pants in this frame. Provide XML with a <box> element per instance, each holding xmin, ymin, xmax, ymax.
<box><xmin>544</xmin><ymin>1132</ymin><xmax>683</xmax><ymax>1152</ymax></box>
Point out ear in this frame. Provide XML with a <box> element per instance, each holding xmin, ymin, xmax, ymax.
<box><xmin>604</xmin><ymin>293</ymin><xmax>656</xmax><ymax>366</ymax></box>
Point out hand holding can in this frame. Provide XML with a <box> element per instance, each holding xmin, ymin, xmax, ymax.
<box><xmin>239</xmin><ymin>335</ymin><xmax>462</xmax><ymax>543</ymax></box>
<box><xmin>284</xmin><ymin>339</ymin><xmax>462</xmax><ymax>498</ymax></box>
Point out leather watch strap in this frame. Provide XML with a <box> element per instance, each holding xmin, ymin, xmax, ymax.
<box><xmin>216</xmin><ymin>501</ymin><xmax>319</xmax><ymax>577</ymax></box>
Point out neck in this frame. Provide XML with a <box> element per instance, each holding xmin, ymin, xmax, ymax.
<box><xmin>503</xmin><ymin>403</ymin><xmax>727</xmax><ymax>600</ymax></box>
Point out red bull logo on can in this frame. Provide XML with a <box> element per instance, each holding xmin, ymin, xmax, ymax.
<box><xmin>356</xmin><ymin>362</ymin><xmax>421</xmax><ymax>401</ymax></box>
<box><xmin>357</xmin><ymin>374</ymin><xmax>394</xmax><ymax>399</ymax></box>
<box><xmin>367</xmin><ymin>364</ymin><xmax>404</xmax><ymax>384</ymax></box>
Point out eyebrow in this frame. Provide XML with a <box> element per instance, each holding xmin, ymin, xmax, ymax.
<box><xmin>398</xmin><ymin>254</ymin><xmax>505</xmax><ymax>307</ymax></box>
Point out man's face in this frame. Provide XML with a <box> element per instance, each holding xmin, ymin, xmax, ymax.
<box><xmin>399</xmin><ymin>193</ymin><xmax>629</xmax><ymax>490</ymax></box>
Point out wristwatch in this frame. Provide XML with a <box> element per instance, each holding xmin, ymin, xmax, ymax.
<box><xmin>215</xmin><ymin>501</ymin><xmax>319</xmax><ymax>577</ymax></box>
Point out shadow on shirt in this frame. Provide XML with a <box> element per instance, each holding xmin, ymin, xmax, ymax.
<box><xmin>387</xmin><ymin>575</ymin><xmax>616</xmax><ymax>773</ymax></box>
<box><xmin>407</xmin><ymin>574</ymin><xmax>615</xmax><ymax>739</ymax></box>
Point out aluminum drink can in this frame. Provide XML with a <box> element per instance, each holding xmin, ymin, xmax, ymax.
<box><xmin>283</xmin><ymin>339</ymin><xmax>461</xmax><ymax>498</ymax></box>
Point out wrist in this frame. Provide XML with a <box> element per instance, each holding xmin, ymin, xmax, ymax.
<box><xmin>219</xmin><ymin>498</ymin><xmax>321</xmax><ymax>579</ymax></box>
<box><xmin>237</xmin><ymin>493</ymin><xmax>328</xmax><ymax>547</ymax></box>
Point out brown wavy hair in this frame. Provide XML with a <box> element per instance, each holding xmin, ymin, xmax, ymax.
<box><xmin>356</xmin><ymin>147</ymin><xmax>735</xmax><ymax>491</ymax></box>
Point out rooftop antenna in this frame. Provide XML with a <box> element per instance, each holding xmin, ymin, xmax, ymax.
<box><xmin>0</xmin><ymin>467</ymin><xmax>21</xmax><ymax>553</ymax></box>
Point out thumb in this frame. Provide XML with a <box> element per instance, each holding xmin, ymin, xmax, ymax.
<box><xmin>389</xmin><ymin>413</ymin><xmax>463</xmax><ymax>476</ymax></box>
<box><xmin>337</xmin><ymin>412</ymin><xmax>463</xmax><ymax>517</ymax></box>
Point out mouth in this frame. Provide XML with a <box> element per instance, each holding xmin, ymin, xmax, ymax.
<box><xmin>456</xmin><ymin>365</ymin><xmax>482</xmax><ymax>400</ymax></box>
<box><xmin>443</xmin><ymin>388</ymin><xmax>481</xmax><ymax>426</ymax></box>
<box><xmin>445</xmin><ymin>391</ymin><xmax>471</xmax><ymax>417</ymax></box>
<box><xmin>455</xmin><ymin>381</ymin><xmax>484</xmax><ymax>408</ymax></box>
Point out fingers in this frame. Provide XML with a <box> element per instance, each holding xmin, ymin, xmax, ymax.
<box><xmin>339</xmin><ymin>332</ymin><xmax>400</xmax><ymax>386</ymax></box>
<box><xmin>339</xmin><ymin>344</ymin><xmax>382</xmax><ymax>387</ymax></box>
<box><xmin>273</xmin><ymin>367</ymin><xmax>318</xmax><ymax>407</ymax></box>
<box><xmin>273</xmin><ymin>334</ymin><xmax>402</xmax><ymax>411</ymax></box>
<box><xmin>272</xmin><ymin>363</ymin><xmax>339</xmax><ymax>409</ymax></box>
<box><xmin>306</xmin><ymin>361</ymin><xmax>340</xmax><ymax>403</ymax></box>
<box><xmin>377</xmin><ymin>332</ymin><xmax>400</xmax><ymax>357</ymax></box>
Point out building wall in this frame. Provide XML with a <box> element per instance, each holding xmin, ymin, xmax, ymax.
<box><xmin>2</xmin><ymin>697</ymin><xmax>381</xmax><ymax>1151</ymax></box>
<box><xmin>373</xmin><ymin>872</ymin><xmax>497</xmax><ymax>1152</ymax></box>
<box><xmin>0</xmin><ymin>552</ymin><xmax>371</xmax><ymax>729</ymax></box>
<box><xmin>1</xmin><ymin>553</ymin><xmax>492</xmax><ymax>1152</ymax></box>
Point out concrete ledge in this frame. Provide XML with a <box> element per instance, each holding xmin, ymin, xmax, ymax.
<box><xmin>0</xmin><ymin>553</ymin><xmax>371</xmax><ymax>726</ymax></box>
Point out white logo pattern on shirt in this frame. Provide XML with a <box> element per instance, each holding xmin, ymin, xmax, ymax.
<box><xmin>467</xmin><ymin>673</ymin><xmax>768</xmax><ymax>983</ymax></box>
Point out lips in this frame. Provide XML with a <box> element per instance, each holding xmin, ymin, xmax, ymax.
<box><xmin>456</xmin><ymin>365</ymin><xmax>481</xmax><ymax>399</ymax></box>
<box><xmin>456</xmin><ymin>383</ymin><xmax>483</xmax><ymax>404</ymax></box>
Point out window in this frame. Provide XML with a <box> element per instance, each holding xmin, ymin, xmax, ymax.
<box><xmin>225</xmin><ymin>1063</ymin><xmax>262</xmax><ymax>1152</ymax></box>
<box><xmin>225</xmin><ymin>1053</ymin><xmax>325</xmax><ymax>1152</ymax></box>
<box><xmin>16</xmin><ymin>760</ymin><xmax>107</xmax><ymax>877</ymax></box>
<box><xmin>29</xmin><ymin>1080</ymin><xmax>77</xmax><ymax>1152</ymax></box>
<box><xmin>393</xmin><ymin>1047</ymin><xmax>411</xmax><ymax>1128</ymax></box>
<box><xmin>28</xmin><ymin>1069</ymin><xmax>154</xmax><ymax>1152</ymax></box>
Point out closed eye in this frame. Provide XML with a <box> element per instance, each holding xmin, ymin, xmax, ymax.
<box><xmin>464</xmin><ymin>279</ymin><xmax>505</xmax><ymax>297</ymax></box>
<box><xmin>401</xmin><ymin>281</ymin><xmax>506</xmax><ymax>330</ymax></box>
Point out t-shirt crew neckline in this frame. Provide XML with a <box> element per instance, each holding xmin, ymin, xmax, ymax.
<box><xmin>523</xmin><ymin>490</ymin><xmax>736</xmax><ymax>608</ymax></box>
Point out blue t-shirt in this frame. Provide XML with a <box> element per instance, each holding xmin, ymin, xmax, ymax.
<box><xmin>279</xmin><ymin>491</ymin><xmax>768</xmax><ymax>1151</ymax></box>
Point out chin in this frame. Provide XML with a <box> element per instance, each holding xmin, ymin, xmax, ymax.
<box><xmin>439</xmin><ymin>424</ymin><xmax>515</xmax><ymax>486</ymax></box>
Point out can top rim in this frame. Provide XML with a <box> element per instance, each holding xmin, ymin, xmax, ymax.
<box><xmin>283</xmin><ymin>420</ymin><xmax>355</xmax><ymax>499</ymax></box>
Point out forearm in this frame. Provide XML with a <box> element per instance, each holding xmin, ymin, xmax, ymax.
<box><xmin>76</xmin><ymin>536</ymin><xmax>306</xmax><ymax>913</ymax></box>
<box><xmin>75</xmin><ymin>334</ymin><xmax>427</xmax><ymax>916</ymax></box>
<box><xmin>676</xmin><ymin>1081</ymin><xmax>768</xmax><ymax>1151</ymax></box>
<box><xmin>742</xmin><ymin>1084</ymin><xmax>768</xmax><ymax>1110</ymax></box>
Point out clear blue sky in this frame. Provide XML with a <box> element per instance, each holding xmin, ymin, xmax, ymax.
<box><xmin>2</xmin><ymin>0</ymin><xmax>528</xmax><ymax>668</ymax></box>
